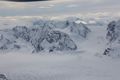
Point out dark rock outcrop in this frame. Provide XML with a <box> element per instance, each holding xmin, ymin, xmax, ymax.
<box><xmin>104</xmin><ymin>20</ymin><xmax>120</xmax><ymax>57</ymax></box>
<box><xmin>106</xmin><ymin>21</ymin><xmax>117</xmax><ymax>42</ymax></box>
<box><xmin>0</xmin><ymin>74</ymin><xmax>8</xmax><ymax>80</ymax></box>
<box><xmin>0</xmin><ymin>18</ymin><xmax>91</xmax><ymax>53</ymax></box>
<box><xmin>46</xmin><ymin>30</ymin><xmax>77</xmax><ymax>52</ymax></box>
<box><xmin>12</xmin><ymin>26</ymin><xmax>77</xmax><ymax>53</ymax></box>
<box><xmin>32</xmin><ymin>19</ymin><xmax>91</xmax><ymax>38</ymax></box>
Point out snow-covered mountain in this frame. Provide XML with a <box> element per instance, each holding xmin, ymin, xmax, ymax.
<box><xmin>0</xmin><ymin>18</ymin><xmax>91</xmax><ymax>53</ymax></box>
<box><xmin>32</xmin><ymin>18</ymin><xmax>91</xmax><ymax>38</ymax></box>
<box><xmin>1</xmin><ymin>17</ymin><xmax>120</xmax><ymax>80</ymax></box>
<box><xmin>104</xmin><ymin>20</ymin><xmax>120</xmax><ymax>57</ymax></box>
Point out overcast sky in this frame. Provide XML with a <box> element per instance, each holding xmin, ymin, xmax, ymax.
<box><xmin>0</xmin><ymin>0</ymin><xmax>120</xmax><ymax>17</ymax></box>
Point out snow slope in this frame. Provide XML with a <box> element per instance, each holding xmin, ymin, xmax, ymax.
<box><xmin>0</xmin><ymin>52</ymin><xmax>120</xmax><ymax>80</ymax></box>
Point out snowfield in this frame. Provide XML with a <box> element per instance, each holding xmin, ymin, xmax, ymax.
<box><xmin>0</xmin><ymin>53</ymin><xmax>120</xmax><ymax>80</ymax></box>
<box><xmin>0</xmin><ymin>17</ymin><xmax>120</xmax><ymax>80</ymax></box>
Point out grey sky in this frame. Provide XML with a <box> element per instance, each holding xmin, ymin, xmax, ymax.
<box><xmin>0</xmin><ymin>0</ymin><xmax>120</xmax><ymax>17</ymax></box>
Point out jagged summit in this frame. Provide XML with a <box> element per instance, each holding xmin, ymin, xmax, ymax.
<box><xmin>0</xmin><ymin>18</ymin><xmax>91</xmax><ymax>53</ymax></box>
<box><xmin>13</xmin><ymin>26</ymin><xmax>77</xmax><ymax>53</ymax></box>
<box><xmin>32</xmin><ymin>18</ymin><xmax>91</xmax><ymax>38</ymax></box>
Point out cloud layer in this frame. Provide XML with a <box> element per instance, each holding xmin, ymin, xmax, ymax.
<box><xmin>0</xmin><ymin>0</ymin><xmax>120</xmax><ymax>17</ymax></box>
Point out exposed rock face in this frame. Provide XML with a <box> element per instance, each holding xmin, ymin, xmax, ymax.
<box><xmin>103</xmin><ymin>48</ymin><xmax>112</xmax><ymax>55</ymax></box>
<box><xmin>104</xmin><ymin>20</ymin><xmax>120</xmax><ymax>57</ymax></box>
<box><xmin>0</xmin><ymin>30</ymin><xmax>18</xmax><ymax>51</ymax></box>
<box><xmin>13</xmin><ymin>26</ymin><xmax>30</xmax><ymax>41</ymax></box>
<box><xmin>68</xmin><ymin>21</ymin><xmax>91</xmax><ymax>38</ymax></box>
<box><xmin>46</xmin><ymin>30</ymin><xmax>77</xmax><ymax>52</ymax></box>
<box><xmin>0</xmin><ymin>18</ymin><xmax>91</xmax><ymax>53</ymax></box>
<box><xmin>104</xmin><ymin>46</ymin><xmax>120</xmax><ymax>57</ymax></box>
<box><xmin>12</xmin><ymin>25</ymin><xmax>77</xmax><ymax>53</ymax></box>
<box><xmin>0</xmin><ymin>74</ymin><xmax>8</xmax><ymax>80</ymax></box>
<box><xmin>106</xmin><ymin>21</ymin><xmax>117</xmax><ymax>42</ymax></box>
<box><xmin>32</xmin><ymin>19</ymin><xmax>91</xmax><ymax>38</ymax></box>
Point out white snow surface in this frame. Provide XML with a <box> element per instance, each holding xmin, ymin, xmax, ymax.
<box><xmin>0</xmin><ymin>52</ymin><xmax>120</xmax><ymax>80</ymax></box>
